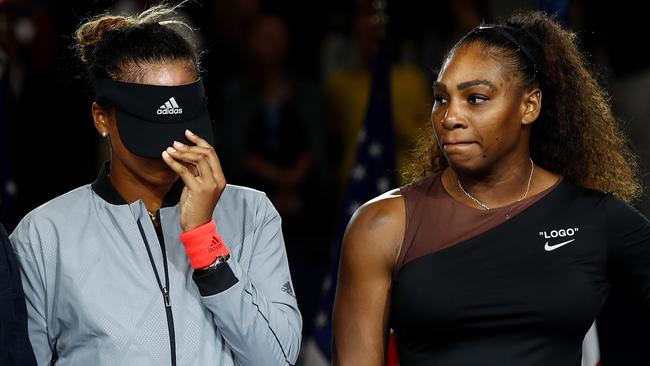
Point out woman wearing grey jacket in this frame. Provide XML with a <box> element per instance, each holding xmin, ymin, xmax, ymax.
<box><xmin>9</xmin><ymin>4</ymin><xmax>301</xmax><ymax>365</ymax></box>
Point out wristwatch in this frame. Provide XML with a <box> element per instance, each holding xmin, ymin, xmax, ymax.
<box><xmin>202</xmin><ymin>253</ymin><xmax>230</xmax><ymax>271</ymax></box>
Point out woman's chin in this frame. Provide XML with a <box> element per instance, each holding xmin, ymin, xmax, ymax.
<box><xmin>445</xmin><ymin>154</ymin><xmax>481</xmax><ymax>171</ymax></box>
<box><xmin>134</xmin><ymin>158</ymin><xmax>179</xmax><ymax>185</ymax></box>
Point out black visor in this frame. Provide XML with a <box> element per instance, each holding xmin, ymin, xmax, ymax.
<box><xmin>94</xmin><ymin>79</ymin><xmax>214</xmax><ymax>158</ymax></box>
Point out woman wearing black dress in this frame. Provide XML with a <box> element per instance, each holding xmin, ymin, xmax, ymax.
<box><xmin>333</xmin><ymin>11</ymin><xmax>649</xmax><ymax>366</ymax></box>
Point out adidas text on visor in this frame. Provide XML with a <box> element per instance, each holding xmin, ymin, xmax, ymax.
<box><xmin>94</xmin><ymin>78</ymin><xmax>214</xmax><ymax>158</ymax></box>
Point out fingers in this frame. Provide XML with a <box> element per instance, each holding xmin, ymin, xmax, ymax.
<box><xmin>166</xmin><ymin>142</ymin><xmax>214</xmax><ymax>180</ymax></box>
<box><xmin>185</xmin><ymin>129</ymin><xmax>211</xmax><ymax>148</ymax></box>
<box><xmin>183</xmin><ymin>130</ymin><xmax>226</xmax><ymax>186</ymax></box>
<box><xmin>161</xmin><ymin>150</ymin><xmax>200</xmax><ymax>189</ymax></box>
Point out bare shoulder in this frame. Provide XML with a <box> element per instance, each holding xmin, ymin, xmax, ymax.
<box><xmin>354</xmin><ymin>188</ymin><xmax>405</xmax><ymax>231</ymax></box>
<box><xmin>333</xmin><ymin>190</ymin><xmax>405</xmax><ymax>364</ymax></box>
<box><xmin>342</xmin><ymin>189</ymin><xmax>406</xmax><ymax>266</ymax></box>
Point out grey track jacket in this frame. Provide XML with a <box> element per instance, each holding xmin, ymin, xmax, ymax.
<box><xmin>10</xmin><ymin>163</ymin><xmax>302</xmax><ymax>365</ymax></box>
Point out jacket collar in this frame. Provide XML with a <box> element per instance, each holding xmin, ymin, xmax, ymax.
<box><xmin>91</xmin><ymin>161</ymin><xmax>183</xmax><ymax>207</ymax></box>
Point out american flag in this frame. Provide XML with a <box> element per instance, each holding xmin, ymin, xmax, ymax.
<box><xmin>301</xmin><ymin>46</ymin><xmax>397</xmax><ymax>365</ymax></box>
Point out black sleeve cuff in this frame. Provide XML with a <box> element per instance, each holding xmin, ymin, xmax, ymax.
<box><xmin>192</xmin><ymin>262</ymin><xmax>239</xmax><ymax>296</ymax></box>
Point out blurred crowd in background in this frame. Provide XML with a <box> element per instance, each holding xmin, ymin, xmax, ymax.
<box><xmin>1</xmin><ymin>0</ymin><xmax>649</xmax><ymax>363</ymax></box>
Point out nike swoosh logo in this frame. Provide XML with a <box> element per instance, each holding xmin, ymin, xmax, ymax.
<box><xmin>544</xmin><ymin>239</ymin><xmax>575</xmax><ymax>251</ymax></box>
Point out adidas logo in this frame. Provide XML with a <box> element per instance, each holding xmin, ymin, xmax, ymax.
<box><xmin>207</xmin><ymin>236</ymin><xmax>223</xmax><ymax>253</ymax></box>
<box><xmin>157</xmin><ymin>97</ymin><xmax>183</xmax><ymax>115</ymax></box>
<box><xmin>281</xmin><ymin>281</ymin><xmax>295</xmax><ymax>297</ymax></box>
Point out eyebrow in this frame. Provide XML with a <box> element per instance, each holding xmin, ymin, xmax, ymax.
<box><xmin>457</xmin><ymin>79</ymin><xmax>497</xmax><ymax>91</ymax></box>
<box><xmin>432</xmin><ymin>79</ymin><xmax>497</xmax><ymax>92</ymax></box>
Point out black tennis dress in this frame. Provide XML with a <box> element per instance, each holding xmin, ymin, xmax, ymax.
<box><xmin>390</xmin><ymin>174</ymin><xmax>650</xmax><ymax>365</ymax></box>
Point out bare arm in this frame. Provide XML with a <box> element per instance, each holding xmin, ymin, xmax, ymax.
<box><xmin>332</xmin><ymin>191</ymin><xmax>405</xmax><ymax>366</ymax></box>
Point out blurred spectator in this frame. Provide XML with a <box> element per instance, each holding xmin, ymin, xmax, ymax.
<box><xmin>11</xmin><ymin>1</ymin><xmax>96</xmax><ymax>230</ymax></box>
<box><xmin>0</xmin><ymin>1</ymin><xmax>19</xmax><ymax>229</ymax></box>
<box><xmin>201</xmin><ymin>0</ymin><xmax>262</xmax><ymax>87</ymax></box>
<box><xmin>214</xmin><ymin>15</ymin><xmax>335</xmax><ymax>339</ymax></box>
<box><xmin>323</xmin><ymin>5</ymin><xmax>431</xmax><ymax>186</ymax></box>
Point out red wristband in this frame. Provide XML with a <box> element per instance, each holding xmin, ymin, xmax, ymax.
<box><xmin>179</xmin><ymin>220</ymin><xmax>230</xmax><ymax>269</ymax></box>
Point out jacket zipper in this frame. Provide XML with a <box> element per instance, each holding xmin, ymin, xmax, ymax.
<box><xmin>137</xmin><ymin>215</ymin><xmax>177</xmax><ymax>366</ymax></box>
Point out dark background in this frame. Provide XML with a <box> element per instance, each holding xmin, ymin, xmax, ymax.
<box><xmin>1</xmin><ymin>0</ymin><xmax>648</xmax><ymax>364</ymax></box>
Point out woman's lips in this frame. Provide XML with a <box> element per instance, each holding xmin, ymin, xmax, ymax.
<box><xmin>443</xmin><ymin>142</ymin><xmax>476</xmax><ymax>152</ymax></box>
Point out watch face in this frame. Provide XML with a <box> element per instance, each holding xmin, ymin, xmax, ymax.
<box><xmin>209</xmin><ymin>254</ymin><xmax>230</xmax><ymax>269</ymax></box>
<box><xmin>217</xmin><ymin>254</ymin><xmax>230</xmax><ymax>264</ymax></box>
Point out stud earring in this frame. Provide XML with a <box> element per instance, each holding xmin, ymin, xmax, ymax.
<box><xmin>101</xmin><ymin>132</ymin><xmax>108</xmax><ymax>138</ymax></box>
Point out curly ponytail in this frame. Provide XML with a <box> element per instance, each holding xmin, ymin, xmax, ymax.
<box><xmin>514</xmin><ymin>12</ymin><xmax>641</xmax><ymax>202</ymax></box>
